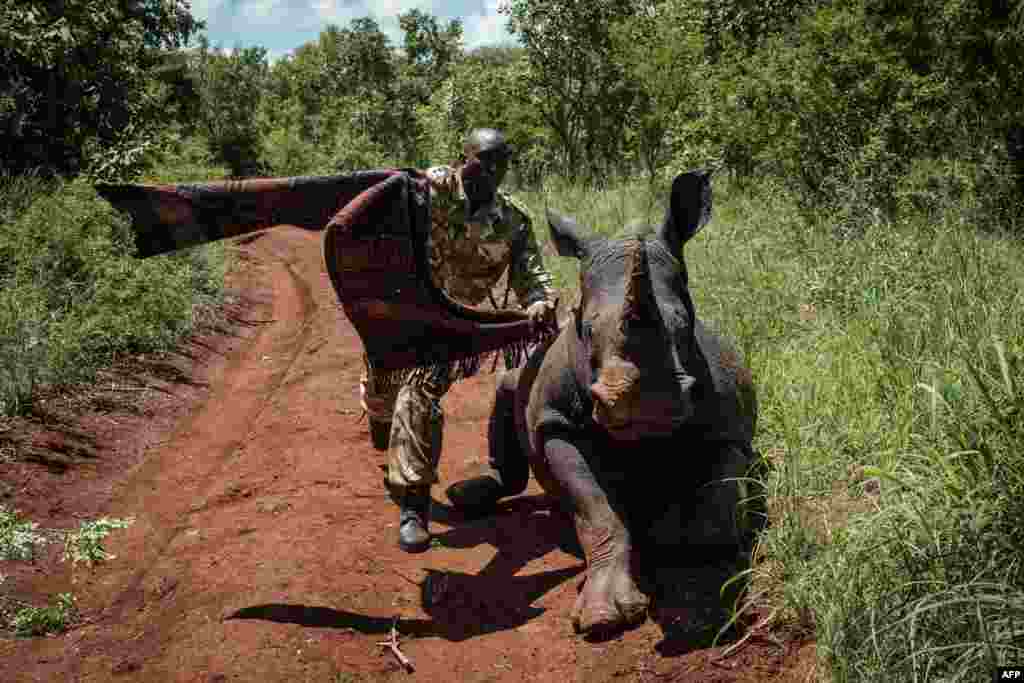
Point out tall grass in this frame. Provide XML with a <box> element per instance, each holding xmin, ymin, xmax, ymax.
<box><xmin>514</xmin><ymin>175</ymin><xmax>668</xmax><ymax>295</ymax></box>
<box><xmin>0</xmin><ymin>139</ymin><xmax>229</xmax><ymax>416</ymax></box>
<box><xmin>515</xmin><ymin>171</ymin><xmax>1024</xmax><ymax>681</ymax></box>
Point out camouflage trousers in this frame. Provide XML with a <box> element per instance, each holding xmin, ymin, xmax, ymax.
<box><xmin>360</xmin><ymin>360</ymin><xmax>452</xmax><ymax>491</ymax></box>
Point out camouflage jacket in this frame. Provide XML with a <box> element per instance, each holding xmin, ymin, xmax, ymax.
<box><xmin>424</xmin><ymin>165</ymin><xmax>555</xmax><ymax>308</ymax></box>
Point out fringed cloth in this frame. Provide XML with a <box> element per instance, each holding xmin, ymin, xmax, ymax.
<box><xmin>96</xmin><ymin>171</ymin><xmax>556</xmax><ymax>391</ymax></box>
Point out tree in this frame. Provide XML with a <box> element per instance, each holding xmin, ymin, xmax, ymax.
<box><xmin>502</xmin><ymin>0</ymin><xmax>642</xmax><ymax>181</ymax></box>
<box><xmin>396</xmin><ymin>9</ymin><xmax>464</xmax><ymax>165</ymax></box>
<box><xmin>191</xmin><ymin>39</ymin><xmax>269</xmax><ymax>177</ymax></box>
<box><xmin>257</xmin><ymin>18</ymin><xmax>402</xmax><ymax>174</ymax></box>
<box><xmin>417</xmin><ymin>52</ymin><xmax>544</xmax><ymax>167</ymax></box>
<box><xmin>610</xmin><ymin>1</ymin><xmax>706</xmax><ymax>180</ymax></box>
<box><xmin>639</xmin><ymin>0</ymin><xmax>1024</xmax><ymax>219</ymax></box>
<box><xmin>0</xmin><ymin>0</ymin><xmax>204</xmax><ymax>178</ymax></box>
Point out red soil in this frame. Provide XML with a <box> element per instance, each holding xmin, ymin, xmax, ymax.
<box><xmin>0</xmin><ymin>227</ymin><xmax>818</xmax><ymax>682</ymax></box>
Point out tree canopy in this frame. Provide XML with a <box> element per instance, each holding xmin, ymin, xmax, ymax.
<box><xmin>2</xmin><ymin>0</ymin><xmax>1021</xmax><ymax>222</ymax></box>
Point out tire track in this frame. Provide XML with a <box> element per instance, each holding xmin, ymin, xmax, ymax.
<box><xmin>77</xmin><ymin>230</ymin><xmax>321</xmax><ymax>641</ymax></box>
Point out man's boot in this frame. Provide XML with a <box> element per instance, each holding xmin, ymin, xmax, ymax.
<box><xmin>397</xmin><ymin>486</ymin><xmax>432</xmax><ymax>553</ymax></box>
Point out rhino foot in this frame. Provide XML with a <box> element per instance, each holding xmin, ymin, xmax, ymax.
<box><xmin>571</xmin><ymin>562</ymin><xmax>649</xmax><ymax>635</ymax></box>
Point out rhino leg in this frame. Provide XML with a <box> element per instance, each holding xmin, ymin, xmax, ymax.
<box><xmin>446</xmin><ymin>369</ymin><xmax>529</xmax><ymax>514</ymax></box>
<box><xmin>543</xmin><ymin>433</ymin><xmax>649</xmax><ymax>635</ymax></box>
<box><xmin>486</xmin><ymin>368</ymin><xmax>530</xmax><ymax>494</ymax></box>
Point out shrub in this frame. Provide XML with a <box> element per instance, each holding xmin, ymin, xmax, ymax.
<box><xmin>9</xmin><ymin>593</ymin><xmax>76</xmax><ymax>637</ymax></box>
<box><xmin>63</xmin><ymin>517</ymin><xmax>135</xmax><ymax>568</ymax></box>
<box><xmin>0</xmin><ymin>506</ymin><xmax>47</xmax><ymax>561</ymax></box>
<box><xmin>0</xmin><ymin>173</ymin><xmax>227</xmax><ymax>416</ymax></box>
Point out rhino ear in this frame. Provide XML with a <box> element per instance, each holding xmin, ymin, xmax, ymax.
<box><xmin>547</xmin><ymin>209</ymin><xmax>589</xmax><ymax>259</ymax></box>
<box><xmin>658</xmin><ymin>169</ymin><xmax>712</xmax><ymax>255</ymax></box>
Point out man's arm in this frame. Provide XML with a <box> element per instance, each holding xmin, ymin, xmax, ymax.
<box><xmin>504</xmin><ymin>196</ymin><xmax>556</xmax><ymax>309</ymax></box>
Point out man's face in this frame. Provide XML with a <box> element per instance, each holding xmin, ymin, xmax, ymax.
<box><xmin>475</xmin><ymin>147</ymin><xmax>509</xmax><ymax>189</ymax></box>
<box><xmin>462</xmin><ymin>146</ymin><xmax>510</xmax><ymax>209</ymax></box>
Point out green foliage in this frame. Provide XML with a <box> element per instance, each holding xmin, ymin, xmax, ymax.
<box><xmin>687</xmin><ymin>181</ymin><xmax>1024</xmax><ymax>681</ymax></box>
<box><xmin>256</xmin><ymin>17</ymin><xmax>412</xmax><ymax>174</ymax></box>
<box><xmin>0</xmin><ymin>505</ymin><xmax>47</xmax><ymax>561</ymax></box>
<box><xmin>0</xmin><ymin>281</ymin><xmax>52</xmax><ymax>416</ymax></box>
<box><xmin>258</xmin><ymin>99</ymin><xmax>324</xmax><ymax>176</ymax></box>
<box><xmin>0</xmin><ymin>173</ymin><xmax>227</xmax><ymax>416</ymax></box>
<box><xmin>416</xmin><ymin>54</ymin><xmax>553</xmax><ymax>182</ymax></box>
<box><xmin>0</xmin><ymin>0</ymin><xmax>203</xmax><ymax>179</ymax></box>
<box><xmin>395</xmin><ymin>9</ymin><xmax>465</xmax><ymax>166</ymax></box>
<box><xmin>802</xmin><ymin>342</ymin><xmax>1024</xmax><ymax>680</ymax></box>
<box><xmin>610</xmin><ymin>2</ymin><xmax>705</xmax><ymax>181</ymax></box>
<box><xmin>9</xmin><ymin>593</ymin><xmax>75</xmax><ymax>637</ymax></box>
<box><xmin>504</xmin><ymin>0</ymin><xmax>642</xmax><ymax>181</ymax></box>
<box><xmin>63</xmin><ymin>517</ymin><xmax>135</xmax><ymax>568</ymax></box>
<box><xmin>191</xmin><ymin>40</ymin><xmax>269</xmax><ymax>177</ymax></box>
<box><xmin>2</xmin><ymin>508</ymin><xmax>133</xmax><ymax>637</ymax></box>
<box><xmin>641</xmin><ymin>0</ymin><xmax>1024</xmax><ymax>224</ymax></box>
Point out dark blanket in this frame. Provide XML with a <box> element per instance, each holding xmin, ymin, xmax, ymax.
<box><xmin>97</xmin><ymin>171</ymin><xmax>555</xmax><ymax>387</ymax></box>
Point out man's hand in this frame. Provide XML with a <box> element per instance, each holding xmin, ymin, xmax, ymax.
<box><xmin>526</xmin><ymin>300</ymin><xmax>558</xmax><ymax>331</ymax></box>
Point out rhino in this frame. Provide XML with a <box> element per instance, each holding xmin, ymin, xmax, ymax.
<box><xmin>446</xmin><ymin>170</ymin><xmax>760</xmax><ymax>636</ymax></box>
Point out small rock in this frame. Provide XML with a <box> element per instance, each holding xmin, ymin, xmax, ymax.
<box><xmin>863</xmin><ymin>478</ymin><xmax>881</xmax><ymax>496</ymax></box>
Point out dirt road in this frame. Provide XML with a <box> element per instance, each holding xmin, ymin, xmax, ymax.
<box><xmin>0</xmin><ymin>227</ymin><xmax>816</xmax><ymax>682</ymax></box>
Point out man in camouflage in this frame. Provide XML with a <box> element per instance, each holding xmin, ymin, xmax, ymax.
<box><xmin>360</xmin><ymin>128</ymin><xmax>557</xmax><ymax>553</ymax></box>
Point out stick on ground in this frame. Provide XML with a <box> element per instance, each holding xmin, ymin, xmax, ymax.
<box><xmin>377</xmin><ymin>616</ymin><xmax>414</xmax><ymax>673</ymax></box>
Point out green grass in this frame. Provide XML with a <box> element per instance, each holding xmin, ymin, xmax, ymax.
<box><xmin>515</xmin><ymin>175</ymin><xmax>669</xmax><ymax>297</ymax></box>
<box><xmin>514</xmin><ymin>171</ymin><xmax>1024</xmax><ymax>682</ymax></box>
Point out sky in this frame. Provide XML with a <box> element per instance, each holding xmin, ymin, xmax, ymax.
<box><xmin>187</xmin><ymin>0</ymin><xmax>516</xmax><ymax>61</ymax></box>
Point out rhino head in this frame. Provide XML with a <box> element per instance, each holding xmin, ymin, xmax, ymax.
<box><xmin>547</xmin><ymin>171</ymin><xmax>713</xmax><ymax>441</ymax></box>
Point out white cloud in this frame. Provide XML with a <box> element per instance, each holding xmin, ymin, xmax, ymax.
<box><xmin>462</xmin><ymin>0</ymin><xmax>512</xmax><ymax>49</ymax></box>
<box><xmin>248</xmin><ymin>0</ymin><xmax>281</xmax><ymax>20</ymax></box>
<box><xmin>374</xmin><ymin>0</ymin><xmax>432</xmax><ymax>15</ymax></box>
<box><xmin>265</xmin><ymin>47</ymin><xmax>295</xmax><ymax>62</ymax></box>
<box><xmin>311</xmin><ymin>0</ymin><xmax>360</xmax><ymax>23</ymax></box>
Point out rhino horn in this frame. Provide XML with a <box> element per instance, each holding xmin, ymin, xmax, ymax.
<box><xmin>621</xmin><ymin>240</ymin><xmax>657</xmax><ymax>327</ymax></box>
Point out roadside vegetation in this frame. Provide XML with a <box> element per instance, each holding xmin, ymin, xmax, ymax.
<box><xmin>2</xmin><ymin>0</ymin><xmax>1023</xmax><ymax>679</ymax></box>
<box><xmin>0</xmin><ymin>506</ymin><xmax>133</xmax><ymax>636</ymax></box>
<box><xmin>0</xmin><ymin>168</ymin><xmax>228</xmax><ymax>416</ymax></box>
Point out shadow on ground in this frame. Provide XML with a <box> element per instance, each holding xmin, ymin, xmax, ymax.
<box><xmin>227</xmin><ymin>493</ymin><xmax>753</xmax><ymax>654</ymax></box>
<box><xmin>227</xmin><ymin>494</ymin><xmax>584</xmax><ymax>642</ymax></box>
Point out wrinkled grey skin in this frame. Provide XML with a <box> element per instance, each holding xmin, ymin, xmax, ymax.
<box><xmin>487</xmin><ymin>171</ymin><xmax>758</xmax><ymax>636</ymax></box>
